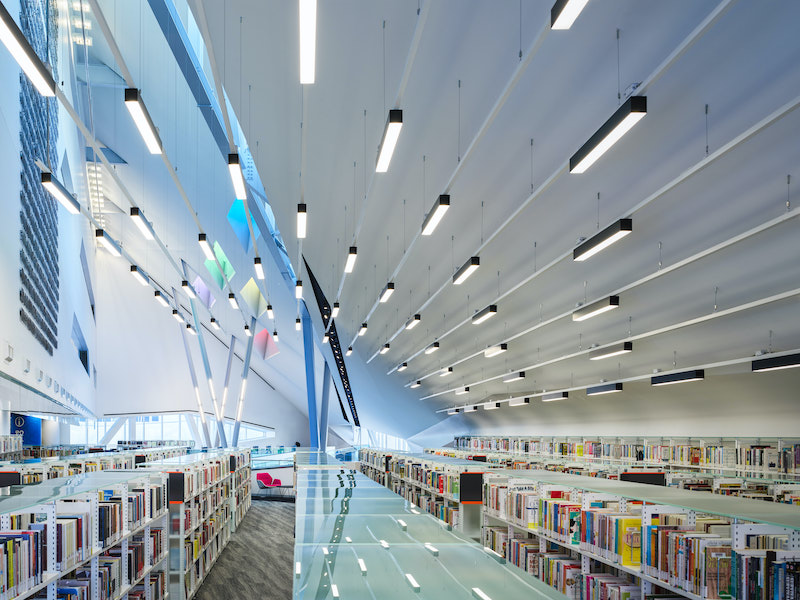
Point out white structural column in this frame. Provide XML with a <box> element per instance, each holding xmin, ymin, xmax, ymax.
<box><xmin>179</xmin><ymin>319</ymin><xmax>212</xmax><ymax>447</ymax></box>
<box><xmin>232</xmin><ymin>317</ymin><xmax>256</xmax><ymax>446</ymax></box>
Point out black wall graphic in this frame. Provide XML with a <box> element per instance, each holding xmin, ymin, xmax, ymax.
<box><xmin>18</xmin><ymin>0</ymin><xmax>60</xmax><ymax>356</ymax></box>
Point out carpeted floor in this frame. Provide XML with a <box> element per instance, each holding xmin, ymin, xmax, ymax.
<box><xmin>195</xmin><ymin>500</ymin><xmax>295</xmax><ymax>600</ymax></box>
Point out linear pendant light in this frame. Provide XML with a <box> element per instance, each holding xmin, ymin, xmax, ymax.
<box><xmin>550</xmin><ymin>0</ymin><xmax>590</xmax><ymax>30</ymax></box>
<box><xmin>198</xmin><ymin>233</ymin><xmax>215</xmax><ymax>261</ymax></box>
<box><xmin>380</xmin><ymin>343</ymin><xmax>390</xmax><ymax>354</ymax></box>
<box><xmin>298</xmin><ymin>0</ymin><xmax>316</xmax><ymax>84</ymax></box>
<box><xmin>267</xmin><ymin>304</ymin><xmax>274</xmax><ymax>319</ymax></box>
<box><xmin>406</xmin><ymin>314</ymin><xmax>421</xmax><ymax>330</ymax></box>
<box><xmin>228</xmin><ymin>293</ymin><xmax>239</xmax><ymax>309</ymax></box>
<box><xmin>0</xmin><ymin>2</ymin><xmax>55</xmax><ymax>96</ymax></box>
<box><xmin>752</xmin><ymin>352</ymin><xmax>800</xmax><ymax>372</ymax></box>
<box><xmin>425</xmin><ymin>342</ymin><xmax>440</xmax><ymax>355</ymax></box>
<box><xmin>154</xmin><ymin>290</ymin><xmax>169</xmax><ymax>308</ymax></box>
<box><xmin>210</xmin><ymin>317</ymin><xmax>220</xmax><ymax>330</ymax></box>
<box><xmin>589</xmin><ymin>341</ymin><xmax>633</xmax><ymax>361</ymax></box>
<box><xmin>130</xmin><ymin>265</ymin><xmax>149</xmax><ymax>286</ymax></box>
<box><xmin>346</xmin><ymin>346</ymin><xmax>353</xmax><ymax>356</ymax></box>
<box><xmin>484</xmin><ymin>402</ymin><xmax>500</xmax><ymax>411</ymax></box>
<box><xmin>397</xmin><ymin>362</ymin><xmax>408</xmax><ymax>372</ymax></box>
<box><xmin>344</xmin><ymin>246</ymin><xmax>358</xmax><ymax>273</ymax></box>
<box><xmin>455</xmin><ymin>387</ymin><xmax>469</xmax><ymax>395</ymax></box>
<box><xmin>410</xmin><ymin>381</ymin><xmax>421</xmax><ymax>389</ymax></box>
<box><xmin>574</xmin><ymin>219</ymin><xmax>632</xmax><ymax>261</ymax></box>
<box><xmin>651</xmin><ymin>369</ymin><xmax>705</xmax><ymax>386</ymax></box>
<box><xmin>503</xmin><ymin>371</ymin><xmax>525</xmax><ymax>383</ymax></box>
<box><xmin>123</xmin><ymin>89</ymin><xmax>162</xmax><ymax>154</ymax></box>
<box><xmin>95</xmin><ymin>229</ymin><xmax>121</xmax><ymax>257</ymax></box>
<box><xmin>472</xmin><ymin>304</ymin><xmax>497</xmax><ymax>325</ymax></box>
<box><xmin>570</xmin><ymin>96</ymin><xmax>647</xmax><ymax>174</ymax></box>
<box><xmin>421</xmin><ymin>195</ymin><xmax>450</xmax><ymax>236</ymax></box>
<box><xmin>379</xmin><ymin>282</ymin><xmax>395</xmax><ymax>303</ymax></box>
<box><xmin>129</xmin><ymin>207</ymin><xmax>155</xmax><ymax>240</ymax></box>
<box><xmin>573</xmin><ymin>295</ymin><xmax>620</xmax><ymax>321</ymax></box>
<box><xmin>244</xmin><ymin>325</ymin><xmax>252</xmax><ymax>337</ymax></box>
<box><xmin>358</xmin><ymin>323</ymin><xmax>368</xmax><ymax>336</ymax></box>
<box><xmin>453</xmin><ymin>256</ymin><xmax>480</xmax><ymax>285</ymax></box>
<box><xmin>186</xmin><ymin>324</ymin><xmax>196</xmax><ymax>336</ymax></box>
<box><xmin>273</xmin><ymin>330</ymin><xmax>279</xmax><ymax>342</ymax></box>
<box><xmin>172</xmin><ymin>309</ymin><xmax>185</xmax><ymax>324</ymax></box>
<box><xmin>542</xmin><ymin>391</ymin><xmax>569</xmax><ymax>402</ymax></box>
<box><xmin>509</xmin><ymin>397</ymin><xmax>530</xmax><ymax>407</ymax></box>
<box><xmin>181</xmin><ymin>280</ymin><xmax>197</xmax><ymax>299</ymax></box>
<box><xmin>296</xmin><ymin>203</ymin><xmax>307</xmax><ymax>239</ymax></box>
<box><xmin>228</xmin><ymin>154</ymin><xmax>247</xmax><ymax>200</ymax></box>
<box><xmin>439</xmin><ymin>367</ymin><xmax>453</xmax><ymax>377</ymax></box>
<box><xmin>40</xmin><ymin>172</ymin><xmax>80</xmax><ymax>214</ymax></box>
<box><xmin>331</xmin><ymin>302</ymin><xmax>340</xmax><ymax>318</ymax></box>
<box><xmin>586</xmin><ymin>382</ymin><xmax>623</xmax><ymax>396</ymax></box>
<box><xmin>254</xmin><ymin>257</ymin><xmax>265</xmax><ymax>280</ymax></box>
<box><xmin>375</xmin><ymin>109</ymin><xmax>403</xmax><ymax>173</ymax></box>
<box><xmin>295</xmin><ymin>280</ymin><xmax>303</xmax><ymax>299</ymax></box>
<box><xmin>484</xmin><ymin>343</ymin><xmax>508</xmax><ymax>358</ymax></box>
<box><xmin>296</xmin><ymin>318</ymin><xmax>302</xmax><ymax>331</ymax></box>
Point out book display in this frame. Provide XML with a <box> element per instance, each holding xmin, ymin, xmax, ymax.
<box><xmin>0</xmin><ymin>436</ymin><xmax>23</xmax><ymax>460</ymax></box>
<box><xmin>0</xmin><ymin>470</ymin><xmax>169</xmax><ymax>600</ymax></box>
<box><xmin>136</xmin><ymin>449</ymin><xmax>251</xmax><ymax>600</ymax></box>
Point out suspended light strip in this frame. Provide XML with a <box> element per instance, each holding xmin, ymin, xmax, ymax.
<box><xmin>379</xmin><ymin>282</ymin><xmax>395</xmax><ymax>303</ymax></box>
<box><xmin>586</xmin><ymin>382</ymin><xmax>623</xmax><ymax>396</ymax></box>
<box><xmin>296</xmin><ymin>318</ymin><xmax>302</xmax><ymax>331</ymax></box>
<box><xmin>405</xmin><ymin>574</ymin><xmax>420</xmax><ymax>592</ymax></box>
<box><xmin>752</xmin><ymin>353</ymin><xmax>800</xmax><ymax>372</ymax></box>
<box><xmin>421</xmin><ymin>195</ymin><xmax>450</xmax><ymax>236</ymax></box>
<box><xmin>186</xmin><ymin>324</ymin><xmax>196</xmax><ymax>336</ymax></box>
<box><xmin>589</xmin><ymin>341</ymin><xmax>633</xmax><ymax>361</ymax></box>
<box><xmin>296</xmin><ymin>203</ymin><xmax>307</xmax><ymax>239</ymax></box>
<box><xmin>331</xmin><ymin>302</ymin><xmax>340</xmax><ymax>318</ymax></box>
<box><xmin>322</xmin><ymin>333</ymin><xmax>329</xmax><ymax>344</ymax></box>
<box><xmin>267</xmin><ymin>304</ymin><xmax>274</xmax><ymax>319</ymax></box>
<box><xmin>484</xmin><ymin>402</ymin><xmax>501</xmax><ymax>411</ymax></box>
<box><xmin>273</xmin><ymin>330</ymin><xmax>279</xmax><ymax>342</ymax></box>
<box><xmin>542</xmin><ymin>391</ymin><xmax>569</xmax><ymax>402</ymax></box>
<box><xmin>455</xmin><ymin>387</ymin><xmax>469</xmax><ymax>395</ymax></box>
<box><xmin>550</xmin><ymin>0</ymin><xmax>590</xmax><ymax>30</ymax></box>
<box><xmin>503</xmin><ymin>371</ymin><xmax>525</xmax><ymax>383</ymax></box>
<box><xmin>357</xmin><ymin>558</ymin><xmax>367</xmax><ymax>575</ymax></box>
<box><xmin>472</xmin><ymin>304</ymin><xmax>497</xmax><ymax>325</ymax></box>
<box><xmin>298</xmin><ymin>0</ymin><xmax>316</xmax><ymax>84</ymax></box>
<box><xmin>228</xmin><ymin>293</ymin><xmax>239</xmax><ymax>309</ymax></box>
<box><xmin>379</xmin><ymin>343</ymin><xmax>390</xmax><ymax>355</ymax></box>
<box><xmin>330</xmin><ymin>584</ymin><xmax>339</xmax><ymax>598</ymax></box>
<box><xmin>0</xmin><ymin>3</ymin><xmax>55</xmax><ymax>96</ymax></box>
<box><xmin>129</xmin><ymin>207</ymin><xmax>155</xmax><ymax>240</ymax></box>
<box><xmin>484</xmin><ymin>343</ymin><xmax>508</xmax><ymax>358</ymax></box>
<box><xmin>425</xmin><ymin>342</ymin><xmax>440</xmax><ymax>354</ymax></box>
<box><xmin>376</xmin><ymin>109</ymin><xmax>403</xmax><ymax>172</ymax></box>
<box><xmin>453</xmin><ymin>256</ymin><xmax>480</xmax><ymax>285</ymax></box>
<box><xmin>198</xmin><ymin>233</ymin><xmax>215</xmax><ymax>261</ymax></box>
<box><xmin>344</xmin><ymin>246</ymin><xmax>358</xmax><ymax>273</ymax></box>
<box><xmin>406</xmin><ymin>314</ymin><xmax>421</xmax><ymax>330</ymax></box>
<box><xmin>228</xmin><ymin>153</ymin><xmax>247</xmax><ymax>199</ymax></box>
<box><xmin>574</xmin><ymin>219</ymin><xmax>633</xmax><ymax>261</ymax></box>
<box><xmin>472</xmin><ymin>588</ymin><xmax>494</xmax><ymax>600</ymax></box>
<box><xmin>509</xmin><ymin>397</ymin><xmax>530</xmax><ymax>407</ymax></box>
<box><xmin>244</xmin><ymin>324</ymin><xmax>252</xmax><ymax>337</ymax></box>
<box><xmin>95</xmin><ymin>229</ymin><xmax>121</xmax><ymax>257</ymax></box>
<box><xmin>570</xmin><ymin>96</ymin><xmax>647</xmax><ymax>174</ymax></box>
<box><xmin>410</xmin><ymin>380</ymin><xmax>421</xmax><ymax>389</ymax></box>
<box><xmin>358</xmin><ymin>323</ymin><xmax>368</xmax><ymax>336</ymax></box>
<box><xmin>345</xmin><ymin>537</ymin><xmax>352</xmax><ymax>543</ymax></box>
<box><xmin>181</xmin><ymin>280</ymin><xmax>197</xmax><ymax>299</ymax></box>
<box><xmin>380</xmin><ymin>540</ymin><xmax>390</xmax><ymax>549</ymax></box>
<box><xmin>439</xmin><ymin>367</ymin><xmax>453</xmax><ymax>377</ymax></box>
<box><xmin>397</xmin><ymin>519</ymin><xmax>407</xmax><ymax>530</ymax></box>
<box><xmin>397</xmin><ymin>362</ymin><xmax>408</xmax><ymax>372</ymax></box>
<box><xmin>296</xmin><ymin>281</ymin><xmax>303</xmax><ymax>299</ymax></box>
<box><xmin>572</xmin><ymin>295</ymin><xmax>619</xmax><ymax>321</ymax></box>
<box><xmin>40</xmin><ymin>172</ymin><xmax>80</xmax><ymax>214</ymax></box>
<box><xmin>123</xmin><ymin>89</ymin><xmax>162</xmax><ymax>154</ymax></box>
<box><xmin>154</xmin><ymin>290</ymin><xmax>170</xmax><ymax>308</ymax></box>
<box><xmin>295</xmin><ymin>562</ymin><xmax>302</xmax><ymax>578</ymax></box>
<box><xmin>130</xmin><ymin>265</ymin><xmax>149</xmax><ymax>286</ymax></box>
<box><xmin>346</xmin><ymin>346</ymin><xmax>353</xmax><ymax>357</ymax></box>
<box><xmin>446</xmin><ymin>408</ymin><xmax>457</xmax><ymax>415</ymax></box>
<box><xmin>172</xmin><ymin>309</ymin><xmax>185</xmax><ymax>324</ymax></box>
<box><xmin>424</xmin><ymin>543</ymin><xmax>438</xmax><ymax>556</ymax></box>
<box><xmin>210</xmin><ymin>317</ymin><xmax>220</xmax><ymax>330</ymax></box>
<box><xmin>651</xmin><ymin>369</ymin><xmax>704</xmax><ymax>386</ymax></box>
<box><xmin>254</xmin><ymin>257</ymin><xmax>265</xmax><ymax>280</ymax></box>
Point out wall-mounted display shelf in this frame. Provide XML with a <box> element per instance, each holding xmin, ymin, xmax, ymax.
<box><xmin>0</xmin><ymin>447</ymin><xmax>191</xmax><ymax>486</ymax></box>
<box><xmin>455</xmin><ymin>435</ymin><xmax>800</xmax><ymax>477</ymax></box>
<box><xmin>0</xmin><ymin>470</ymin><xmax>169</xmax><ymax>600</ymax></box>
<box><xmin>136</xmin><ymin>449</ymin><xmax>251</xmax><ymax>600</ymax></box>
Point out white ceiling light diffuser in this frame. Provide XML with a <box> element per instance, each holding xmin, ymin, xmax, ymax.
<box><xmin>345</xmin><ymin>346</ymin><xmax>353</xmax><ymax>356</ymax></box>
<box><xmin>574</xmin><ymin>219</ymin><xmax>632</xmax><ymax>261</ymax></box>
<box><xmin>244</xmin><ymin>324</ymin><xmax>252</xmax><ymax>337</ymax></box>
<box><xmin>503</xmin><ymin>371</ymin><xmax>525</xmax><ymax>383</ymax></box>
<box><xmin>95</xmin><ymin>229</ymin><xmax>121</xmax><ymax>257</ymax></box>
<box><xmin>254</xmin><ymin>257</ymin><xmax>264</xmax><ymax>280</ymax></box>
<box><xmin>484</xmin><ymin>343</ymin><xmax>508</xmax><ymax>358</ymax></box>
<box><xmin>572</xmin><ymin>295</ymin><xmax>620</xmax><ymax>322</ymax></box>
<box><xmin>40</xmin><ymin>171</ymin><xmax>80</xmax><ymax>214</ymax></box>
<box><xmin>542</xmin><ymin>391</ymin><xmax>569</xmax><ymax>402</ymax></box>
<box><xmin>228</xmin><ymin>293</ymin><xmax>239</xmax><ymax>309</ymax></box>
<box><xmin>550</xmin><ymin>0</ymin><xmax>590</xmax><ymax>30</ymax></box>
<box><xmin>569</xmin><ymin>96</ymin><xmax>647</xmax><ymax>174</ymax></box>
<box><xmin>296</xmin><ymin>203</ymin><xmax>307</xmax><ymax>238</ymax></box>
<box><xmin>397</xmin><ymin>362</ymin><xmax>408</xmax><ymax>372</ymax></box>
<box><xmin>331</xmin><ymin>302</ymin><xmax>340</xmax><ymax>318</ymax></box>
<box><xmin>295</xmin><ymin>281</ymin><xmax>303</xmax><ymax>299</ymax></box>
<box><xmin>0</xmin><ymin>3</ymin><xmax>56</xmax><ymax>96</ymax></box>
<box><xmin>421</xmin><ymin>195</ymin><xmax>450</xmax><ymax>236</ymax></box>
<box><xmin>358</xmin><ymin>323</ymin><xmax>368</xmax><ymax>336</ymax></box>
<box><xmin>186</xmin><ymin>324</ymin><xmax>196</xmax><ymax>336</ymax></box>
<box><xmin>182</xmin><ymin>280</ymin><xmax>197</xmax><ymax>299</ymax></box>
<box><xmin>453</xmin><ymin>256</ymin><xmax>480</xmax><ymax>285</ymax></box>
<box><xmin>267</xmin><ymin>304</ymin><xmax>274</xmax><ymax>319</ymax></box>
<box><xmin>123</xmin><ymin>89</ymin><xmax>162</xmax><ymax>154</ymax></box>
<box><xmin>296</xmin><ymin>318</ymin><xmax>302</xmax><ymax>331</ymax></box>
<box><xmin>410</xmin><ymin>380</ymin><xmax>421</xmax><ymax>389</ymax></box>
<box><xmin>589</xmin><ymin>341</ymin><xmax>633</xmax><ymax>361</ymax></box>
<box><xmin>273</xmin><ymin>330</ymin><xmax>279</xmax><ymax>342</ymax></box>
<box><xmin>198</xmin><ymin>233</ymin><xmax>215</xmax><ymax>261</ymax></box>
<box><xmin>405</xmin><ymin>314</ymin><xmax>421</xmax><ymax>330</ymax></box>
<box><xmin>379</xmin><ymin>282</ymin><xmax>395</xmax><ymax>303</ymax></box>
<box><xmin>298</xmin><ymin>0</ymin><xmax>316</xmax><ymax>84</ymax></box>
<box><xmin>129</xmin><ymin>207</ymin><xmax>155</xmax><ymax>240</ymax></box>
<box><xmin>172</xmin><ymin>309</ymin><xmax>185</xmax><ymax>324</ymax></box>
<box><xmin>439</xmin><ymin>367</ymin><xmax>453</xmax><ymax>377</ymax></box>
<box><xmin>344</xmin><ymin>246</ymin><xmax>358</xmax><ymax>273</ymax></box>
<box><xmin>210</xmin><ymin>317</ymin><xmax>220</xmax><ymax>330</ymax></box>
<box><xmin>228</xmin><ymin>153</ymin><xmax>247</xmax><ymax>200</ymax></box>
<box><xmin>154</xmin><ymin>290</ymin><xmax>169</xmax><ymax>308</ymax></box>
<box><xmin>509</xmin><ymin>397</ymin><xmax>530</xmax><ymax>407</ymax></box>
<box><xmin>484</xmin><ymin>402</ymin><xmax>500</xmax><ymax>411</ymax></box>
<box><xmin>376</xmin><ymin>109</ymin><xmax>403</xmax><ymax>173</ymax></box>
<box><xmin>130</xmin><ymin>265</ymin><xmax>149</xmax><ymax>286</ymax></box>
<box><xmin>455</xmin><ymin>386</ymin><xmax>469</xmax><ymax>395</ymax></box>
<box><xmin>472</xmin><ymin>304</ymin><xmax>497</xmax><ymax>325</ymax></box>
<box><xmin>425</xmin><ymin>342</ymin><xmax>440</xmax><ymax>355</ymax></box>
<box><xmin>380</xmin><ymin>343</ymin><xmax>390</xmax><ymax>355</ymax></box>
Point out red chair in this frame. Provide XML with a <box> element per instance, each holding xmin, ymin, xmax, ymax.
<box><xmin>256</xmin><ymin>472</ymin><xmax>282</xmax><ymax>488</ymax></box>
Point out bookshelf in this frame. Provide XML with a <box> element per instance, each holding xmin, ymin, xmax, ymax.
<box><xmin>0</xmin><ymin>435</ymin><xmax>22</xmax><ymax>460</ymax></box>
<box><xmin>137</xmin><ymin>449</ymin><xmax>251</xmax><ymax>600</ymax></box>
<box><xmin>0</xmin><ymin>470</ymin><xmax>169</xmax><ymax>600</ymax></box>
<box><xmin>455</xmin><ymin>435</ymin><xmax>800</xmax><ymax>477</ymax></box>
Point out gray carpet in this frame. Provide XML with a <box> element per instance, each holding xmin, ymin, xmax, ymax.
<box><xmin>195</xmin><ymin>500</ymin><xmax>295</xmax><ymax>600</ymax></box>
